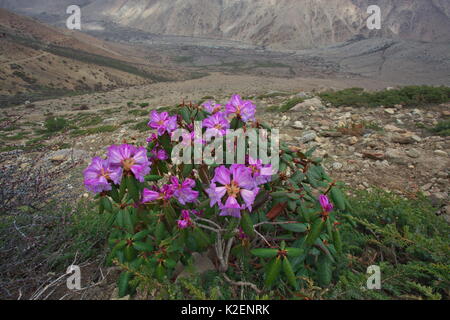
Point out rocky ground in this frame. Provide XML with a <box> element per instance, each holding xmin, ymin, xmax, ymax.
<box><xmin>1</xmin><ymin>73</ymin><xmax>449</xmax><ymax>299</ymax></box>
<box><xmin>1</xmin><ymin>73</ymin><xmax>448</xmax><ymax>213</ymax></box>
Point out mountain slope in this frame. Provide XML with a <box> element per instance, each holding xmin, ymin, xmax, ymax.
<box><xmin>2</xmin><ymin>0</ymin><xmax>449</xmax><ymax>49</ymax></box>
<box><xmin>0</xmin><ymin>8</ymin><xmax>183</xmax><ymax>104</ymax></box>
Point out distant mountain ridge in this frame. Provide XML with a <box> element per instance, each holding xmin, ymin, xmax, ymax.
<box><xmin>1</xmin><ymin>0</ymin><xmax>450</xmax><ymax>49</ymax></box>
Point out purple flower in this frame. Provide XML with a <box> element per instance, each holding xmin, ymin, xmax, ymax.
<box><xmin>225</xmin><ymin>95</ymin><xmax>256</xmax><ymax>122</ymax></box>
<box><xmin>237</xmin><ymin>227</ymin><xmax>248</xmax><ymax>240</ymax></box>
<box><xmin>83</xmin><ymin>157</ymin><xmax>122</xmax><ymax>193</ymax></box>
<box><xmin>148</xmin><ymin>110</ymin><xmax>178</xmax><ymax>136</ymax></box>
<box><xmin>107</xmin><ymin>144</ymin><xmax>151</xmax><ymax>183</ymax></box>
<box><xmin>177</xmin><ymin>219</ymin><xmax>190</xmax><ymax>229</ymax></box>
<box><xmin>170</xmin><ymin>177</ymin><xmax>199</xmax><ymax>205</ymax></box>
<box><xmin>319</xmin><ymin>195</ymin><xmax>333</xmax><ymax>213</ymax></box>
<box><xmin>202</xmin><ymin>101</ymin><xmax>222</xmax><ymax>114</ymax></box>
<box><xmin>151</xmin><ymin>147</ymin><xmax>168</xmax><ymax>161</ymax></box>
<box><xmin>248</xmin><ymin>157</ymin><xmax>273</xmax><ymax>185</ymax></box>
<box><xmin>146</xmin><ymin>133</ymin><xmax>158</xmax><ymax>144</ymax></box>
<box><xmin>142</xmin><ymin>185</ymin><xmax>174</xmax><ymax>203</ymax></box>
<box><xmin>202</xmin><ymin>112</ymin><xmax>230</xmax><ymax>135</ymax></box>
<box><xmin>206</xmin><ymin>164</ymin><xmax>259</xmax><ymax>218</ymax></box>
<box><xmin>177</xmin><ymin>210</ymin><xmax>194</xmax><ymax>229</ymax></box>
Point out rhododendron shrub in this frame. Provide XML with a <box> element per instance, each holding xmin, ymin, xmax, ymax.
<box><xmin>83</xmin><ymin>95</ymin><xmax>350</xmax><ymax>297</ymax></box>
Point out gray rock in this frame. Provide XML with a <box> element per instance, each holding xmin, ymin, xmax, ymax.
<box><xmin>176</xmin><ymin>252</ymin><xmax>215</xmax><ymax>281</ymax></box>
<box><xmin>434</xmin><ymin>150</ymin><xmax>448</xmax><ymax>157</ymax></box>
<box><xmin>292</xmin><ymin>121</ymin><xmax>304</xmax><ymax>129</ymax></box>
<box><xmin>321</xmin><ymin>131</ymin><xmax>343</xmax><ymax>138</ymax></box>
<box><xmin>406</xmin><ymin>149</ymin><xmax>421</xmax><ymax>158</ymax></box>
<box><xmin>296</xmin><ymin>131</ymin><xmax>317</xmax><ymax>143</ymax></box>
<box><xmin>291</xmin><ymin>97</ymin><xmax>324</xmax><ymax>111</ymax></box>
<box><xmin>391</xmin><ymin>134</ymin><xmax>415</xmax><ymax>144</ymax></box>
<box><xmin>332</xmin><ymin>162</ymin><xmax>343</xmax><ymax>170</ymax></box>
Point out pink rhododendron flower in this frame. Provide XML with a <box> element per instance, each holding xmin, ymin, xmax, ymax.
<box><xmin>142</xmin><ymin>184</ymin><xmax>174</xmax><ymax>203</ymax></box>
<box><xmin>248</xmin><ymin>157</ymin><xmax>273</xmax><ymax>185</ymax></box>
<box><xmin>319</xmin><ymin>194</ymin><xmax>334</xmax><ymax>213</ymax></box>
<box><xmin>107</xmin><ymin>144</ymin><xmax>150</xmax><ymax>183</ymax></box>
<box><xmin>206</xmin><ymin>164</ymin><xmax>259</xmax><ymax>218</ymax></box>
<box><xmin>170</xmin><ymin>177</ymin><xmax>199</xmax><ymax>205</ymax></box>
<box><xmin>83</xmin><ymin>157</ymin><xmax>122</xmax><ymax>193</ymax></box>
<box><xmin>148</xmin><ymin>110</ymin><xmax>178</xmax><ymax>136</ymax></box>
<box><xmin>225</xmin><ymin>95</ymin><xmax>256</xmax><ymax>122</ymax></box>
<box><xmin>151</xmin><ymin>147</ymin><xmax>168</xmax><ymax>161</ymax></box>
<box><xmin>202</xmin><ymin>112</ymin><xmax>230</xmax><ymax>135</ymax></box>
<box><xmin>202</xmin><ymin>101</ymin><xmax>223</xmax><ymax>114</ymax></box>
<box><xmin>177</xmin><ymin>209</ymin><xmax>194</xmax><ymax>229</ymax></box>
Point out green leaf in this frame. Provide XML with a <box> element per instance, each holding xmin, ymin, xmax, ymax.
<box><xmin>332</xmin><ymin>228</ymin><xmax>342</xmax><ymax>254</ymax></box>
<box><xmin>101</xmin><ymin>197</ymin><xmax>113</xmax><ymax>213</ymax></box>
<box><xmin>304</xmin><ymin>219</ymin><xmax>324</xmax><ymax>247</ymax></box>
<box><xmin>240</xmin><ymin>212</ymin><xmax>255</xmax><ymax>238</ymax></box>
<box><xmin>271</xmin><ymin>191</ymin><xmax>288</xmax><ymax>198</ymax></box>
<box><xmin>265</xmin><ymin>257</ymin><xmax>282</xmax><ymax>288</ymax></box>
<box><xmin>155</xmin><ymin>263</ymin><xmax>166</xmax><ymax>281</ymax></box>
<box><xmin>180</xmin><ymin>107</ymin><xmax>191</xmax><ymax>123</ymax></box>
<box><xmin>317</xmin><ymin>255</ymin><xmax>333</xmax><ymax>287</ymax></box>
<box><xmin>123</xmin><ymin>209</ymin><xmax>134</xmax><ymax>233</ymax></box>
<box><xmin>164</xmin><ymin>258</ymin><xmax>177</xmax><ymax>269</ymax></box>
<box><xmin>251</xmin><ymin>248</ymin><xmax>278</xmax><ymax>259</ymax></box>
<box><xmin>115</xmin><ymin>210</ymin><xmax>125</xmax><ymax>227</ymax></box>
<box><xmin>98</xmin><ymin>198</ymin><xmax>105</xmax><ymax>215</ymax></box>
<box><xmin>118</xmin><ymin>271</ymin><xmax>131</xmax><ymax>298</ymax></box>
<box><xmin>285</xmin><ymin>247</ymin><xmax>303</xmax><ymax>257</ymax></box>
<box><xmin>330</xmin><ymin>187</ymin><xmax>346</xmax><ymax>211</ymax></box>
<box><xmin>132</xmin><ymin>229</ymin><xmax>151</xmax><ymax>241</ymax></box>
<box><xmin>282</xmin><ymin>258</ymin><xmax>299</xmax><ymax>290</ymax></box>
<box><xmin>193</xmin><ymin>227</ymin><xmax>211</xmax><ymax>249</ymax></box>
<box><xmin>108</xmin><ymin>185</ymin><xmax>120</xmax><ymax>203</ymax></box>
<box><xmin>126</xmin><ymin>175</ymin><xmax>140</xmax><ymax>203</ymax></box>
<box><xmin>145</xmin><ymin>175</ymin><xmax>163</xmax><ymax>182</ymax></box>
<box><xmin>132</xmin><ymin>241</ymin><xmax>153</xmax><ymax>252</ymax></box>
<box><xmin>182</xmin><ymin>164</ymin><xmax>194</xmax><ymax>178</ymax></box>
<box><xmin>281</xmin><ymin>223</ymin><xmax>308</xmax><ymax>233</ymax></box>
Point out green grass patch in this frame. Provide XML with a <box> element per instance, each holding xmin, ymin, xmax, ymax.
<box><xmin>71</xmin><ymin>125</ymin><xmax>118</xmax><ymax>136</ymax></box>
<box><xmin>328</xmin><ymin>189</ymin><xmax>450</xmax><ymax>300</ymax></box>
<box><xmin>319</xmin><ymin>86</ymin><xmax>450</xmax><ymax>108</ymax></box>
<box><xmin>279</xmin><ymin>97</ymin><xmax>305</xmax><ymax>112</ymax></box>
<box><xmin>128</xmin><ymin>109</ymin><xmax>149</xmax><ymax>117</ymax></box>
<box><xmin>44</xmin><ymin>117</ymin><xmax>70</xmax><ymax>133</ymax></box>
<box><xmin>131</xmin><ymin>120</ymin><xmax>149</xmax><ymax>132</ymax></box>
<box><xmin>430</xmin><ymin>120</ymin><xmax>450</xmax><ymax>136</ymax></box>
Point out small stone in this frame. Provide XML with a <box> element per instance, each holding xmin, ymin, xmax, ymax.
<box><xmin>385</xmin><ymin>124</ymin><xmax>402</xmax><ymax>132</ymax></box>
<box><xmin>391</xmin><ymin>134</ymin><xmax>414</xmax><ymax>144</ymax></box>
<box><xmin>292</xmin><ymin>121</ymin><xmax>304</xmax><ymax>129</ymax></box>
<box><xmin>406</xmin><ymin>149</ymin><xmax>420</xmax><ymax>158</ymax></box>
<box><xmin>332</xmin><ymin>162</ymin><xmax>343</xmax><ymax>170</ymax></box>
<box><xmin>321</xmin><ymin>131</ymin><xmax>343</xmax><ymax>137</ymax></box>
<box><xmin>411</xmin><ymin>135</ymin><xmax>422</xmax><ymax>143</ymax></box>
<box><xmin>434</xmin><ymin>150</ymin><xmax>448</xmax><ymax>157</ymax></box>
<box><xmin>348</xmin><ymin>136</ymin><xmax>358</xmax><ymax>145</ymax></box>
<box><xmin>51</xmin><ymin>155</ymin><xmax>67</xmax><ymax>163</ymax></box>
<box><xmin>385</xmin><ymin>108</ymin><xmax>396</xmax><ymax>115</ymax></box>
<box><xmin>296</xmin><ymin>131</ymin><xmax>317</xmax><ymax>143</ymax></box>
<box><xmin>421</xmin><ymin>183</ymin><xmax>433</xmax><ymax>191</ymax></box>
